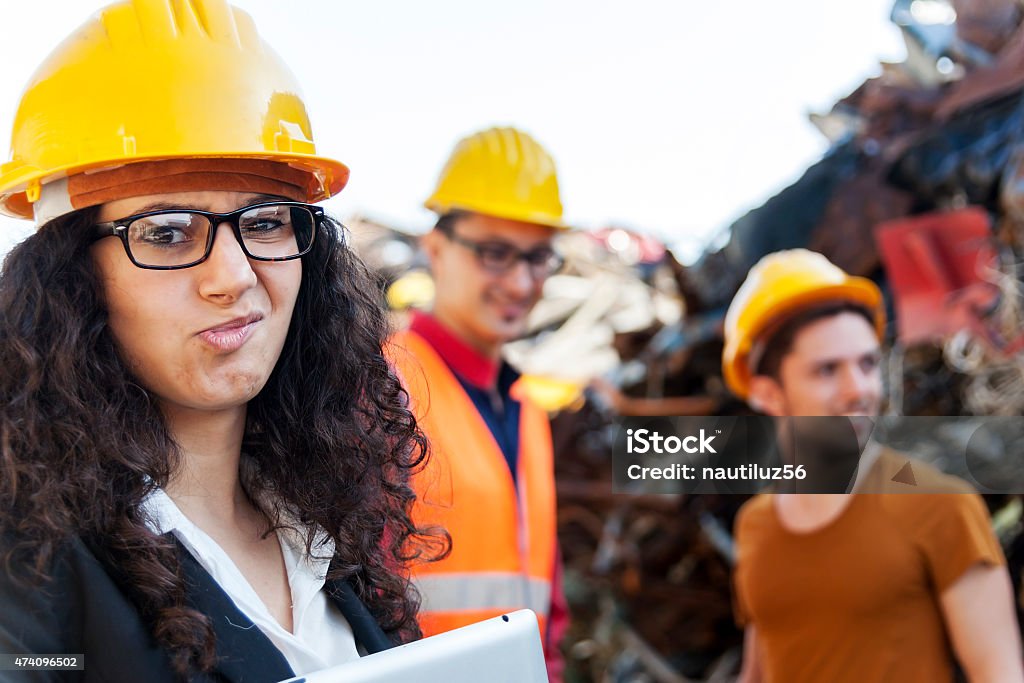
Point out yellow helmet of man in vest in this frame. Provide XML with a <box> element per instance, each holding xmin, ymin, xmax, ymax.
<box><xmin>425</xmin><ymin>127</ymin><xmax>566</xmax><ymax>230</ymax></box>
<box><xmin>722</xmin><ymin>249</ymin><xmax>886</xmax><ymax>401</ymax></box>
<box><xmin>0</xmin><ymin>0</ymin><xmax>347</xmax><ymax>226</ymax></box>
<box><xmin>421</xmin><ymin>127</ymin><xmax>568</xmax><ymax>357</ymax></box>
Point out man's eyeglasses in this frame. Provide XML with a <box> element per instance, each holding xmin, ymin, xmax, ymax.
<box><xmin>92</xmin><ymin>201</ymin><xmax>323</xmax><ymax>270</ymax></box>
<box><xmin>442</xmin><ymin>230</ymin><xmax>564</xmax><ymax>277</ymax></box>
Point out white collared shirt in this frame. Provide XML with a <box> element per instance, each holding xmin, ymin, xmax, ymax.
<box><xmin>141</xmin><ymin>488</ymin><xmax>360</xmax><ymax>676</ymax></box>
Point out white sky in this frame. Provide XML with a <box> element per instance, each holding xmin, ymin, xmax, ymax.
<box><xmin>0</xmin><ymin>0</ymin><xmax>906</xmax><ymax>262</ymax></box>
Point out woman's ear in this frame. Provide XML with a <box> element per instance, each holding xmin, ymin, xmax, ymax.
<box><xmin>747</xmin><ymin>374</ymin><xmax>785</xmax><ymax>416</ymax></box>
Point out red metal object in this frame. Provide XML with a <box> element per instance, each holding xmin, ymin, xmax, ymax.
<box><xmin>875</xmin><ymin>208</ymin><xmax>1000</xmax><ymax>347</ymax></box>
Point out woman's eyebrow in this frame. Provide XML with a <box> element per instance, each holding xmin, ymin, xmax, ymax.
<box><xmin>128</xmin><ymin>201</ymin><xmax>186</xmax><ymax>213</ymax></box>
<box><xmin>123</xmin><ymin>194</ymin><xmax>288</xmax><ymax>215</ymax></box>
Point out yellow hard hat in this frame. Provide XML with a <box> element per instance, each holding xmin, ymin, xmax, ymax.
<box><xmin>425</xmin><ymin>127</ymin><xmax>567</xmax><ymax>229</ymax></box>
<box><xmin>513</xmin><ymin>375</ymin><xmax>585</xmax><ymax>413</ymax></box>
<box><xmin>386</xmin><ymin>270</ymin><xmax>435</xmax><ymax>311</ymax></box>
<box><xmin>0</xmin><ymin>0</ymin><xmax>348</xmax><ymax>221</ymax></box>
<box><xmin>722</xmin><ymin>249</ymin><xmax>885</xmax><ymax>399</ymax></box>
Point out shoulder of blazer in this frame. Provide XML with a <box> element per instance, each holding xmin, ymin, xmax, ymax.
<box><xmin>0</xmin><ymin>535</ymin><xmax>196</xmax><ymax>683</ymax></box>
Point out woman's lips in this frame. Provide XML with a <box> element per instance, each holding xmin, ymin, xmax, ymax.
<box><xmin>198</xmin><ymin>315</ymin><xmax>262</xmax><ymax>352</ymax></box>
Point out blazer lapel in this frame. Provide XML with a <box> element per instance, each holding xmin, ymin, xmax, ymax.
<box><xmin>89</xmin><ymin>533</ymin><xmax>399</xmax><ymax>680</ymax></box>
<box><xmin>325</xmin><ymin>578</ymin><xmax>395</xmax><ymax>655</ymax></box>
<box><xmin>178</xmin><ymin>543</ymin><xmax>397</xmax><ymax>677</ymax></box>
<box><xmin>81</xmin><ymin>534</ymin><xmax>296</xmax><ymax>682</ymax></box>
<box><xmin>177</xmin><ymin>542</ymin><xmax>297</xmax><ymax>683</ymax></box>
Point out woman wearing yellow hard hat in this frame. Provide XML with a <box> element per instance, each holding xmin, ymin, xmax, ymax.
<box><xmin>0</xmin><ymin>1</ymin><xmax>446</xmax><ymax>679</ymax></box>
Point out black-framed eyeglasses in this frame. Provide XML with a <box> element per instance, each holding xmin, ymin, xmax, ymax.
<box><xmin>441</xmin><ymin>230</ymin><xmax>564</xmax><ymax>277</ymax></box>
<box><xmin>92</xmin><ymin>201</ymin><xmax>323</xmax><ymax>270</ymax></box>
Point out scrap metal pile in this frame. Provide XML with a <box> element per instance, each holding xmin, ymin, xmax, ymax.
<box><xmin>350</xmin><ymin>2</ymin><xmax>1024</xmax><ymax>678</ymax></box>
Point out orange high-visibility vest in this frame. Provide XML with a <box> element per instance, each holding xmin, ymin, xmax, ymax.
<box><xmin>388</xmin><ymin>329</ymin><xmax>557</xmax><ymax>640</ymax></box>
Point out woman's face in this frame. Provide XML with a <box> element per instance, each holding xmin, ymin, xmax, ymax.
<box><xmin>92</xmin><ymin>191</ymin><xmax>302</xmax><ymax>414</ymax></box>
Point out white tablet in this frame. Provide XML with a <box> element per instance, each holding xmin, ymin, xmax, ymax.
<box><xmin>280</xmin><ymin>609</ymin><xmax>549</xmax><ymax>683</ymax></box>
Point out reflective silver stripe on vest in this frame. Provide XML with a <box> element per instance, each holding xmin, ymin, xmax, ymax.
<box><xmin>414</xmin><ymin>573</ymin><xmax>552</xmax><ymax>617</ymax></box>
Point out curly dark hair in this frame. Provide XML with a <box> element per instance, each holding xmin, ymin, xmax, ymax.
<box><xmin>0</xmin><ymin>207</ymin><xmax>448</xmax><ymax>677</ymax></box>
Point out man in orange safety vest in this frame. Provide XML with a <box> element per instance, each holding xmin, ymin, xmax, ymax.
<box><xmin>388</xmin><ymin>126</ymin><xmax>570</xmax><ymax>681</ymax></box>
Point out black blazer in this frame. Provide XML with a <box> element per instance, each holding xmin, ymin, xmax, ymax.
<box><xmin>0</xmin><ymin>536</ymin><xmax>394</xmax><ymax>682</ymax></box>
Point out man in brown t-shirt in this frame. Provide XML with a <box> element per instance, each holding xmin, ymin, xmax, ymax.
<box><xmin>721</xmin><ymin>249</ymin><xmax>1023</xmax><ymax>682</ymax></box>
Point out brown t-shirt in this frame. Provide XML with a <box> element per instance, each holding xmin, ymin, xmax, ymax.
<box><xmin>733</xmin><ymin>450</ymin><xmax>1005</xmax><ymax>682</ymax></box>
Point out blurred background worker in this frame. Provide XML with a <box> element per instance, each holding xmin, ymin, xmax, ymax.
<box><xmin>388</xmin><ymin>126</ymin><xmax>569</xmax><ymax>681</ymax></box>
<box><xmin>722</xmin><ymin>250</ymin><xmax>1023</xmax><ymax>683</ymax></box>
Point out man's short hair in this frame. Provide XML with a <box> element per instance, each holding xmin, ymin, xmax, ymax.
<box><xmin>433</xmin><ymin>210</ymin><xmax>469</xmax><ymax>235</ymax></box>
<box><xmin>754</xmin><ymin>302</ymin><xmax>877</xmax><ymax>380</ymax></box>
